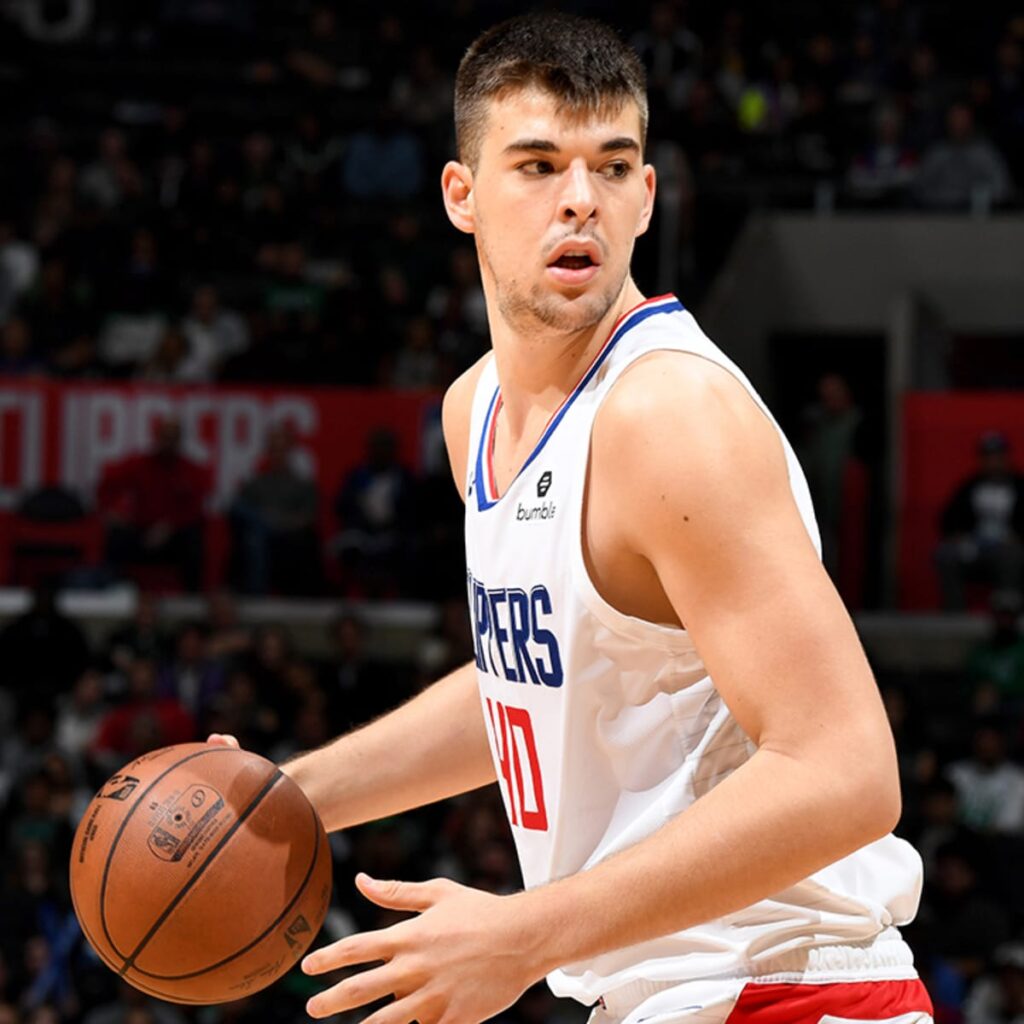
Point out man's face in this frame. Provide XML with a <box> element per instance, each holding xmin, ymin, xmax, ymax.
<box><xmin>455</xmin><ymin>88</ymin><xmax>655</xmax><ymax>336</ymax></box>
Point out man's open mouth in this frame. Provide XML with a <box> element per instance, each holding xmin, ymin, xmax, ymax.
<box><xmin>550</xmin><ymin>253</ymin><xmax>596</xmax><ymax>270</ymax></box>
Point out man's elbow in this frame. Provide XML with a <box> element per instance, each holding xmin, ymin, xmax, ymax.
<box><xmin>845</xmin><ymin>758</ymin><xmax>903</xmax><ymax>843</ymax></box>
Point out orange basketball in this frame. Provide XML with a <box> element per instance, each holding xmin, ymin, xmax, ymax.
<box><xmin>70</xmin><ymin>742</ymin><xmax>332</xmax><ymax>1004</ymax></box>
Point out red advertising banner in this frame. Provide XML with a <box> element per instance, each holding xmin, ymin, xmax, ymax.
<box><xmin>0</xmin><ymin>378</ymin><xmax>443</xmax><ymax>514</ymax></box>
<box><xmin>901</xmin><ymin>392</ymin><xmax>1024</xmax><ymax>609</ymax></box>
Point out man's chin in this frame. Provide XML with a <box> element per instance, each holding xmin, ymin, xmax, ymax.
<box><xmin>528</xmin><ymin>283</ymin><xmax>617</xmax><ymax>332</ymax></box>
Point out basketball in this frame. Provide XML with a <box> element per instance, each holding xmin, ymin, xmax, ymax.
<box><xmin>69</xmin><ymin>742</ymin><xmax>332</xmax><ymax>1004</ymax></box>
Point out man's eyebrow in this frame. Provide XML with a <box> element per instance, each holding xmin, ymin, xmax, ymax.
<box><xmin>500</xmin><ymin>137</ymin><xmax>641</xmax><ymax>156</ymax></box>
<box><xmin>600</xmin><ymin>137</ymin><xmax>641</xmax><ymax>154</ymax></box>
<box><xmin>502</xmin><ymin>138</ymin><xmax>559</xmax><ymax>155</ymax></box>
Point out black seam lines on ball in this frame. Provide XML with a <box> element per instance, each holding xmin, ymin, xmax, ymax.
<box><xmin>117</xmin><ymin>768</ymin><xmax>284</xmax><ymax>977</ymax></box>
<box><xmin>132</xmin><ymin>796</ymin><xmax>324</xmax><ymax>981</ymax></box>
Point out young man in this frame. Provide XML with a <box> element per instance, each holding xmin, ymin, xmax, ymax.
<box><xmin>213</xmin><ymin>13</ymin><xmax>931</xmax><ymax>1024</ymax></box>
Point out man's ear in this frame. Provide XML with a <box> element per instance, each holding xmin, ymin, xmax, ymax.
<box><xmin>635</xmin><ymin>163</ymin><xmax>657</xmax><ymax>238</ymax></box>
<box><xmin>441</xmin><ymin>161</ymin><xmax>475</xmax><ymax>234</ymax></box>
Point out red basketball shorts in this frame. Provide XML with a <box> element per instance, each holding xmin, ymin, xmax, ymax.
<box><xmin>724</xmin><ymin>979</ymin><xmax>934</xmax><ymax>1023</ymax></box>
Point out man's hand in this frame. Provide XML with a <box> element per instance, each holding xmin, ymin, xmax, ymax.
<box><xmin>302</xmin><ymin>874</ymin><xmax>544</xmax><ymax>1024</ymax></box>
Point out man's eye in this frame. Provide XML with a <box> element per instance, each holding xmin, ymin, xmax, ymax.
<box><xmin>601</xmin><ymin>161</ymin><xmax>631</xmax><ymax>179</ymax></box>
<box><xmin>520</xmin><ymin>160</ymin><xmax>555</xmax><ymax>176</ymax></box>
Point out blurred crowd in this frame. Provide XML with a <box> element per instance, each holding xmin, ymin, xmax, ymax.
<box><xmin>66</xmin><ymin>415</ymin><xmax>465</xmax><ymax>601</ymax></box>
<box><xmin>884</xmin><ymin>587</ymin><xmax>1024</xmax><ymax>1024</ymax></box>
<box><xmin>2</xmin><ymin>1</ymin><xmax>1024</xmax><ymax>1022</ymax></box>
<box><xmin>0</xmin><ymin>587</ymin><xmax>505</xmax><ymax>1024</ymax></box>
<box><xmin>0</xmin><ymin>0</ymin><xmax>1022</xmax><ymax>383</ymax></box>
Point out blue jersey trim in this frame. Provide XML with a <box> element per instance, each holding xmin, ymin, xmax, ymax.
<box><xmin>473</xmin><ymin>297</ymin><xmax>685</xmax><ymax>512</ymax></box>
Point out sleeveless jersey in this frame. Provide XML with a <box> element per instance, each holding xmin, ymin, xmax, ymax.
<box><xmin>463</xmin><ymin>294</ymin><xmax>924</xmax><ymax>1008</ymax></box>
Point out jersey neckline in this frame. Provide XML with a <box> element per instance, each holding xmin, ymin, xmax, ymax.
<box><xmin>473</xmin><ymin>293</ymin><xmax>684</xmax><ymax>511</ymax></box>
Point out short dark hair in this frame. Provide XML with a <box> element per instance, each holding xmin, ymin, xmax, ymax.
<box><xmin>454</xmin><ymin>12</ymin><xmax>648</xmax><ymax>170</ymax></box>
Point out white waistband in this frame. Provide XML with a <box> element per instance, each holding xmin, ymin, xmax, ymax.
<box><xmin>599</xmin><ymin>929</ymin><xmax>917</xmax><ymax>1018</ymax></box>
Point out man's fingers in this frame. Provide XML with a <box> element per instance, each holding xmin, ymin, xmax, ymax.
<box><xmin>303</xmin><ymin>932</ymin><xmax>393</xmax><ymax>976</ymax></box>
<box><xmin>358</xmin><ymin>993</ymin><xmax>435</xmax><ymax>1024</ymax></box>
<box><xmin>356</xmin><ymin>872</ymin><xmax>453</xmax><ymax>912</ymax></box>
<box><xmin>304</xmin><ymin>964</ymin><xmax>402</xmax><ymax>1018</ymax></box>
<box><xmin>206</xmin><ymin>733</ymin><xmax>240</xmax><ymax>749</ymax></box>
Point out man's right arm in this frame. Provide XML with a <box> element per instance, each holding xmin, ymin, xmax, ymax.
<box><xmin>276</xmin><ymin>661</ymin><xmax>494</xmax><ymax>832</ymax></box>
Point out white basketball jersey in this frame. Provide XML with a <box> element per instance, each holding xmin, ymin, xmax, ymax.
<box><xmin>463</xmin><ymin>295</ymin><xmax>923</xmax><ymax>1007</ymax></box>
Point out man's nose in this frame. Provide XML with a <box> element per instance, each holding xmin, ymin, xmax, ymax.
<box><xmin>558</xmin><ymin>159</ymin><xmax>597</xmax><ymax>224</ymax></box>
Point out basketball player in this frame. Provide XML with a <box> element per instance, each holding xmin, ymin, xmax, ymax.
<box><xmin>212</xmin><ymin>13</ymin><xmax>932</xmax><ymax>1024</ymax></box>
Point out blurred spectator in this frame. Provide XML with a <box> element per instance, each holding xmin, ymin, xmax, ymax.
<box><xmin>0</xmin><ymin>704</ymin><xmax>61</xmax><ymax>823</ymax></box>
<box><xmin>0</xmin><ymin>317</ymin><xmax>43</xmax><ymax>376</ymax></box>
<box><xmin>0</xmin><ymin>583</ymin><xmax>90</xmax><ymax>702</ymax></box>
<box><xmin>901</xmin><ymin>43</ymin><xmax>953</xmax><ymax>152</ymax></box>
<box><xmin>387</xmin><ymin>315</ymin><xmax>442</xmax><ymax>390</ymax></box>
<box><xmin>318</xmin><ymin>614</ymin><xmax>401</xmax><ymax>732</ymax></box>
<box><xmin>54</xmin><ymin>669</ymin><xmax>108</xmax><ymax>764</ymax></box>
<box><xmin>32</xmin><ymin>156</ymin><xmax>76</xmax><ymax>254</ymax></box>
<box><xmin>157</xmin><ymin>622</ymin><xmax>224</xmax><ymax>725</ymax></box>
<box><xmin>229</xmin><ymin>424</ymin><xmax>321</xmax><ymax>595</ymax></box>
<box><xmin>678</xmin><ymin>78</ymin><xmax>739</xmax><ymax>174</ymax></box>
<box><xmin>631</xmin><ymin>2</ymin><xmax>702</xmax><ymax>130</ymax></box>
<box><xmin>838</xmin><ymin>30</ymin><xmax>887</xmax><ymax>112</ymax></box>
<box><xmin>426</xmin><ymin>246</ymin><xmax>488</xmax><ymax>369</ymax></box>
<box><xmin>284</xmin><ymin>113</ymin><xmax>344</xmax><ymax>191</ymax></box>
<box><xmin>965</xmin><ymin>940</ymin><xmax>1024</xmax><ymax>1024</ymax></box>
<box><xmin>948</xmin><ymin>721</ymin><xmax>1024</xmax><ymax>834</ymax></box>
<box><xmin>934</xmin><ymin>431</ymin><xmax>1024</xmax><ymax>610</ymax></box>
<box><xmin>242</xmin><ymin>625</ymin><xmax>297</xmax><ymax>737</ymax></box>
<box><xmin>909</xmin><ymin>836</ymin><xmax>1011</xmax><ymax>1003</ymax></box>
<box><xmin>239</xmin><ymin>132</ymin><xmax>280</xmax><ymax>214</ymax></box>
<box><xmin>390</xmin><ymin>44</ymin><xmax>453</xmax><ymax>156</ymax></box>
<box><xmin>6</xmin><ymin>771</ymin><xmax>71</xmax><ymax>862</ymax></box>
<box><xmin>21</xmin><ymin>257</ymin><xmax>99</xmax><ymax>377</ymax></box>
<box><xmin>915</xmin><ymin>102</ymin><xmax>1013</xmax><ymax>209</ymax></box>
<box><xmin>179</xmin><ymin>284</ymin><xmax>248</xmax><ymax>381</ymax></box>
<box><xmin>78</xmin><ymin>129</ymin><xmax>143</xmax><ymax>212</ymax></box>
<box><xmin>263</xmin><ymin>241</ymin><xmax>325</xmax><ymax>322</ymax></box>
<box><xmin>989</xmin><ymin>32</ymin><xmax>1024</xmax><ymax>180</ymax></box>
<box><xmin>105</xmin><ymin>594</ymin><xmax>164</xmax><ymax>674</ymax></box>
<box><xmin>97</xmin><ymin>418</ymin><xmax>209</xmax><ymax>591</ymax></box>
<box><xmin>90</xmin><ymin>658</ymin><xmax>194</xmax><ymax>771</ymax></box>
<box><xmin>789</xmin><ymin>82</ymin><xmax>840</xmax><ymax>176</ymax></box>
<box><xmin>134</xmin><ymin>325</ymin><xmax>192</xmax><ymax>382</ymax></box>
<box><xmin>0</xmin><ymin>219</ymin><xmax>39</xmax><ymax>325</ymax></box>
<box><xmin>334</xmin><ymin>428</ymin><xmax>414</xmax><ymax>597</ymax></box>
<box><xmin>968</xmin><ymin>590</ymin><xmax>1024</xmax><ymax>715</ymax></box>
<box><xmin>417</xmin><ymin>599</ymin><xmax>475</xmax><ymax>684</ymax></box>
<box><xmin>798</xmin><ymin>372</ymin><xmax>865</xmax><ymax>581</ymax></box>
<box><xmin>204</xmin><ymin>592</ymin><xmax>251</xmax><ymax>664</ymax></box>
<box><xmin>205</xmin><ymin>667</ymin><xmax>279</xmax><ymax>757</ymax></box>
<box><xmin>847</xmin><ymin>103</ymin><xmax>918</xmax><ymax>203</ymax></box>
<box><xmin>913</xmin><ymin>778</ymin><xmax>961</xmax><ymax>876</ymax></box>
<box><xmin>342</xmin><ymin>106</ymin><xmax>424</xmax><ymax>201</ymax></box>
<box><xmin>283</xmin><ymin>4</ymin><xmax>363</xmax><ymax>92</ymax></box>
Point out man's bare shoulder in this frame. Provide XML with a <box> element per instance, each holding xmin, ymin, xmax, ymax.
<box><xmin>441</xmin><ymin>352</ymin><xmax>492</xmax><ymax>497</ymax></box>
<box><xmin>591</xmin><ymin>349</ymin><xmax>794</xmax><ymax>553</ymax></box>
<box><xmin>594</xmin><ymin>349</ymin><xmax>779</xmax><ymax>475</ymax></box>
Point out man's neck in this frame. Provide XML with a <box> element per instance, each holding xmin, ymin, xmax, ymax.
<box><xmin>487</xmin><ymin>278</ymin><xmax>647</xmax><ymax>439</ymax></box>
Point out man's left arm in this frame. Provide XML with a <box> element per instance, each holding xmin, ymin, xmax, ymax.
<box><xmin>300</xmin><ymin>356</ymin><xmax>902</xmax><ymax>1024</ymax></box>
<box><xmin>510</xmin><ymin>354</ymin><xmax>902</xmax><ymax>963</ymax></box>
